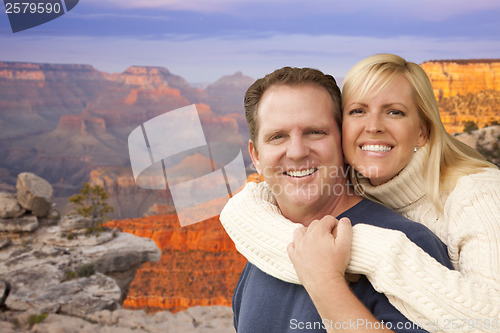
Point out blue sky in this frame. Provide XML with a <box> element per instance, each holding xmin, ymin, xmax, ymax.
<box><xmin>1</xmin><ymin>0</ymin><xmax>500</xmax><ymax>83</ymax></box>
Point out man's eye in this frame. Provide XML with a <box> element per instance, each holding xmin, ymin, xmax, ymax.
<box><xmin>269</xmin><ymin>134</ymin><xmax>283</xmax><ymax>141</ymax></box>
<box><xmin>307</xmin><ymin>130</ymin><xmax>325</xmax><ymax>135</ymax></box>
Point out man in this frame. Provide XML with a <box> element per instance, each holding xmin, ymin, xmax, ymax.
<box><xmin>221</xmin><ymin>67</ymin><xmax>452</xmax><ymax>332</ymax></box>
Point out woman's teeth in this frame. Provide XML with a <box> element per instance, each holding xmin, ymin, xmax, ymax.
<box><xmin>361</xmin><ymin>144</ymin><xmax>392</xmax><ymax>152</ymax></box>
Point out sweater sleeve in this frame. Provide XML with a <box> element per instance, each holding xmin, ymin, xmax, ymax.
<box><xmin>220</xmin><ymin>182</ymin><xmax>302</xmax><ymax>284</ymax></box>
<box><xmin>219</xmin><ymin>178</ymin><xmax>500</xmax><ymax>333</ymax></box>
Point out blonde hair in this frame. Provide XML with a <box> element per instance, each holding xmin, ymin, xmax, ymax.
<box><xmin>342</xmin><ymin>53</ymin><xmax>496</xmax><ymax>210</ymax></box>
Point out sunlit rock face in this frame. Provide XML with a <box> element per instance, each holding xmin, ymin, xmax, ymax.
<box><xmin>105</xmin><ymin>213</ymin><xmax>247</xmax><ymax>313</ymax></box>
<box><xmin>421</xmin><ymin>59</ymin><xmax>500</xmax><ymax>134</ymax></box>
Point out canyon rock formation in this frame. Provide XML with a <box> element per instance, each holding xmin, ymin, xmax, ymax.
<box><xmin>104</xmin><ymin>213</ymin><xmax>247</xmax><ymax>314</ymax></box>
<box><xmin>0</xmin><ymin>173</ymin><xmax>207</xmax><ymax>332</ymax></box>
<box><xmin>0</xmin><ymin>59</ymin><xmax>499</xmax><ymax>322</ymax></box>
<box><xmin>421</xmin><ymin>59</ymin><xmax>500</xmax><ymax>133</ymax></box>
<box><xmin>0</xmin><ymin>62</ymin><xmax>253</xmax><ymax>218</ymax></box>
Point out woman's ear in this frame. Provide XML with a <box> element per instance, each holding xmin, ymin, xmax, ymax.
<box><xmin>417</xmin><ymin>121</ymin><xmax>429</xmax><ymax>147</ymax></box>
<box><xmin>249</xmin><ymin>140</ymin><xmax>261</xmax><ymax>175</ymax></box>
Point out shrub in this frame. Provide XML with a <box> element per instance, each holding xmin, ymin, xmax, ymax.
<box><xmin>69</xmin><ymin>182</ymin><xmax>114</xmax><ymax>234</ymax></box>
<box><xmin>463</xmin><ymin>120</ymin><xmax>479</xmax><ymax>133</ymax></box>
<box><xmin>28</xmin><ymin>313</ymin><xmax>48</xmax><ymax>327</ymax></box>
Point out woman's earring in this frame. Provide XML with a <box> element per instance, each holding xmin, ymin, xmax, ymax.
<box><xmin>414</xmin><ymin>146</ymin><xmax>419</xmax><ymax>153</ymax></box>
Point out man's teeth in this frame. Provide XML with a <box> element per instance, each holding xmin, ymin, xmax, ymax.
<box><xmin>286</xmin><ymin>168</ymin><xmax>317</xmax><ymax>178</ymax></box>
<box><xmin>361</xmin><ymin>144</ymin><xmax>392</xmax><ymax>152</ymax></box>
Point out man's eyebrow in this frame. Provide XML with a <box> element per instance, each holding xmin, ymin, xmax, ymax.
<box><xmin>261</xmin><ymin>129</ymin><xmax>284</xmax><ymax>138</ymax></box>
<box><xmin>304</xmin><ymin>125</ymin><xmax>330</xmax><ymax>132</ymax></box>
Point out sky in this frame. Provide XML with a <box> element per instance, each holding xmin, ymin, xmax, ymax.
<box><xmin>1</xmin><ymin>0</ymin><xmax>500</xmax><ymax>84</ymax></box>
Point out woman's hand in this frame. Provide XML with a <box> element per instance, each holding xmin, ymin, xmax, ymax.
<box><xmin>287</xmin><ymin>216</ymin><xmax>353</xmax><ymax>290</ymax></box>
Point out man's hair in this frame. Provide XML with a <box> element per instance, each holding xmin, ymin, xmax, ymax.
<box><xmin>244</xmin><ymin>67</ymin><xmax>341</xmax><ymax>144</ymax></box>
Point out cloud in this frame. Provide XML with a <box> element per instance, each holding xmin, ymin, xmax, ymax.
<box><xmin>85</xmin><ymin>0</ymin><xmax>500</xmax><ymax>21</ymax></box>
<box><xmin>1</xmin><ymin>32</ymin><xmax>499</xmax><ymax>83</ymax></box>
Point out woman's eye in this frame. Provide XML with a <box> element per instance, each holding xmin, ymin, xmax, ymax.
<box><xmin>348</xmin><ymin>109</ymin><xmax>364</xmax><ymax>115</ymax></box>
<box><xmin>388</xmin><ymin>109</ymin><xmax>405</xmax><ymax>116</ymax></box>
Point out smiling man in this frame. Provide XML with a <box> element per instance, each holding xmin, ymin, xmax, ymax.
<box><xmin>248</xmin><ymin>82</ymin><xmax>357</xmax><ymax>224</ymax></box>
<box><xmin>223</xmin><ymin>67</ymin><xmax>452</xmax><ymax>333</ymax></box>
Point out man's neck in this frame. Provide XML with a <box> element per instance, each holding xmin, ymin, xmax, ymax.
<box><xmin>281</xmin><ymin>189</ymin><xmax>362</xmax><ymax>227</ymax></box>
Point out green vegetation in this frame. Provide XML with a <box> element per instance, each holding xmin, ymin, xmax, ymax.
<box><xmin>69</xmin><ymin>182</ymin><xmax>114</xmax><ymax>234</ymax></box>
<box><xmin>463</xmin><ymin>120</ymin><xmax>479</xmax><ymax>133</ymax></box>
<box><xmin>28</xmin><ymin>313</ymin><xmax>48</xmax><ymax>328</ymax></box>
<box><xmin>61</xmin><ymin>263</ymin><xmax>96</xmax><ymax>282</ymax></box>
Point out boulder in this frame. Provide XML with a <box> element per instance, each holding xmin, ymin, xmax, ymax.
<box><xmin>0</xmin><ymin>192</ymin><xmax>25</xmax><ymax>218</ymax></box>
<box><xmin>16</xmin><ymin>173</ymin><xmax>53</xmax><ymax>217</ymax></box>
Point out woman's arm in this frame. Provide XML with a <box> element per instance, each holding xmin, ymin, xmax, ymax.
<box><xmin>220</xmin><ymin>180</ymin><xmax>500</xmax><ymax>333</ymax></box>
<box><xmin>287</xmin><ymin>217</ymin><xmax>394</xmax><ymax>333</ymax></box>
<box><xmin>348</xmin><ymin>171</ymin><xmax>500</xmax><ymax>333</ymax></box>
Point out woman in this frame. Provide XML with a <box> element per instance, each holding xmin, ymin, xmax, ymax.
<box><xmin>220</xmin><ymin>54</ymin><xmax>500</xmax><ymax>332</ymax></box>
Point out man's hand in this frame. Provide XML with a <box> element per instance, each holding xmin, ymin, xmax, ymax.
<box><xmin>287</xmin><ymin>216</ymin><xmax>353</xmax><ymax>290</ymax></box>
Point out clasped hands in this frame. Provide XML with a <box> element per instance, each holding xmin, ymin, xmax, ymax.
<box><xmin>287</xmin><ymin>216</ymin><xmax>361</xmax><ymax>288</ymax></box>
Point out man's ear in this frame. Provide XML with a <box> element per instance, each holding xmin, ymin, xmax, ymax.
<box><xmin>248</xmin><ymin>140</ymin><xmax>261</xmax><ymax>175</ymax></box>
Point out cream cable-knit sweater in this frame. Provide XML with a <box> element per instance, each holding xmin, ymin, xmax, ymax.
<box><xmin>219</xmin><ymin>145</ymin><xmax>500</xmax><ymax>333</ymax></box>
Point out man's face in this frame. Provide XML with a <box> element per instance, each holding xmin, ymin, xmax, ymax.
<box><xmin>249</xmin><ymin>84</ymin><xmax>345</xmax><ymax>221</ymax></box>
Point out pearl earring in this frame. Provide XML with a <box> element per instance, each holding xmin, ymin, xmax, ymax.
<box><xmin>414</xmin><ymin>146</ymin><xmax>419</xmax><ymax>153</ymax></box>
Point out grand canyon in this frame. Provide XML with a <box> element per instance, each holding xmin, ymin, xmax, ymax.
<box><xmin>0</xmin><ymin>59</ymin><xmax>499</xmax><ymax>313</ymax></box>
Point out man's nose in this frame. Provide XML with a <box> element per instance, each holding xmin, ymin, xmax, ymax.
<box><xmin>286</xmin><ymin>136</ymin><xmax>310</xmax><ymax>160</ymax></box>
<box><xmin>365</xmin><ymin>113</ymin><xmax>385</xmax><ymax>134</ymax></box>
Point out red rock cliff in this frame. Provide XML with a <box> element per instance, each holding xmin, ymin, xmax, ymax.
<box><xmin>105</xmin><ymin>214</ymin><xmax>247</xmax><ymax>313</ymax></box>
<box><xmin>421</xmin><ymin>59</ymin><xmax>500</xmax><ymax>133</ymax></box>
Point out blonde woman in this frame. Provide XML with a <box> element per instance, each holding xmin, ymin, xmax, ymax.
<box><xmin>220</xmin><ymin>54</ymin><xmax>500</xmax><ymax>332</ymax></box>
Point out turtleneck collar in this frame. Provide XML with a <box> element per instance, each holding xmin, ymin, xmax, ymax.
<box><xmin>355</xmin><ymin>143</ymin><xmax>429</xmax><ymax>211</ymax></box>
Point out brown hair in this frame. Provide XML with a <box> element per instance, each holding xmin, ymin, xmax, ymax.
<box><xmin>244</xmin><ymin>67</ymin><xmax>341</xmax><ymax>144</ymax></box>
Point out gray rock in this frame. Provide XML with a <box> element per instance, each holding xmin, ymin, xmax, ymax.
<box><xmin>2</xmin><ymin>250</ymin><xmax>121</xmax><ymax>316</ymax></box>
<box><xmin>0</xmin><ymin>192</ymin><xmax>25</xmax><ymax>218</ymax></box>
<box><xmin>60</xmin><ymin>214</ymin><xmax>93</xmax><ymax>231</ymax></box>
<box><xmin>0</xmin><ymin>223</ymin><xmax>160</xmax><ymax>318</ymax></box>
<box><xmin>0</xmin><ymin>321</ymin><xmax>17</xmax><ymax>333</ymax></box>
<box><xmin>81</xmin><ymin>232</ymin><xmax>161</xmax><ymax>302</ymax></box>
<box><xmin>0</xmin><ymin>215</ymin><xmax>39</xmax><ymax>232</ymax></box>
<box><xmin>0</xmin><ymin>238</ymin><xmax>10</xmax><ymax>250</ymax></box>
<box><xmin>1</xmin><ymin>306</ymin><xmax>235</xmax><ymax>333</ymax></box>
<box><xmin>38</xmin><ymin>225</ymin><xmax>115</xmax><ymax>248</ymax></box>
<box><xmin>16</xmin><ymin>173</ymin><xmax>53</xmax><ymax>217</ymax></box>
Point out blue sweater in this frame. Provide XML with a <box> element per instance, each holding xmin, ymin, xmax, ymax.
<box><xmin>233</xmin><ymin>199</ymin><xmax>453</xmax><ymax>333</ymax></box>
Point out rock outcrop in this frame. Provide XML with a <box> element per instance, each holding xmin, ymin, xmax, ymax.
<box><xmin>421</xmin><ymin>59</ymin><xmax>500</xmax><ymax>98</ymax></box>
<box><xmin>0</xmin><ymin>173</ymin><xmax>171</xmax><ymax>331</ymax></box>
<box><xmin>421</xmin><ymin>59</ymin><xmax>500</xmax><ymax>133</ymax></box>
<box><xmin>105</xmin><ymin>214</ymin><xmax>247</xmax><ymax>314</ymax></box>
<box><xmin>0</xmin><ymin>306</ymin><xmax>235</xmax><ymax>333</ymax></box>
<box><xmin>455</xmin><ymin>125</ymin><xmax>500</xmax><ymax>167</ymax></box>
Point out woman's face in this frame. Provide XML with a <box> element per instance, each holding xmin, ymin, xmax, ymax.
<box><xmin>342</xmin><ymin>75</ymin><xmax>428</xmax><ymax>185</ymax></box>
